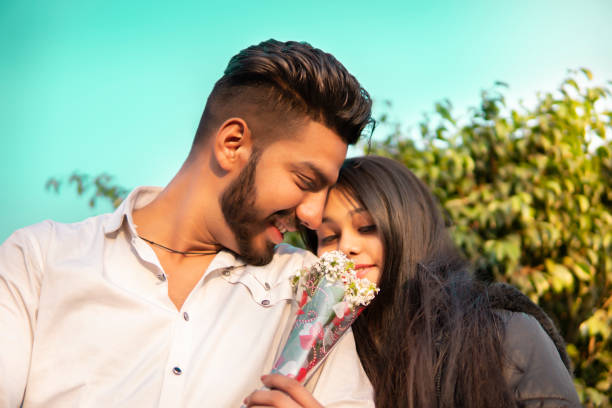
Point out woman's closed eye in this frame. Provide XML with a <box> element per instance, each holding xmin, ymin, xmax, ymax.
<box><xmin>358</xmin><ymin>225</ymin><xmax>377</xmax><ymax>234</ymax></box>
<box><xmin>319</xmin><ymin>234</ymin><xmax>338</xmax><ymax>245</ymax></box>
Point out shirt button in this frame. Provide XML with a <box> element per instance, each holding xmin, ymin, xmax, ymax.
<box><xmin>183</xmin><ymin>312</ymin><xmax>190</xmax><ymax>321</ymax></box>
<box><xmin>158</xmin><ymin>275</ymin><xmax>166</xmax><ymax>282</ymax></box>
<box><xmin>261</xmin><ymin>299</ymin><xmax>270</xmax><ymax>306</ymax></box>
<box><xmin>222</xmin><ymin>268</ymin><xmax>231</xmax><ymax>276</ymax></box>
<box><xmin>172</xmin><ymin>367</ymin><xmax>182</xmax><ymax>375</ymax></box>
<box><xmin>264</xmin><ymin>282</ymin><xmax>271</xmax><ymax>290</ymax></box>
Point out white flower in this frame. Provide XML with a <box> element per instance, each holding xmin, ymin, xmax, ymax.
<box><xmin>290</xmin><ymin>250</ymin><xmax>379</xmax><ymax>308</ymax></box>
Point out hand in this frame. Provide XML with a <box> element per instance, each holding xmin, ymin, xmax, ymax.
<box><xmin>243</xmin><ymin>374</ymin><xmax>324</xmax><ymax>408</ymax></box>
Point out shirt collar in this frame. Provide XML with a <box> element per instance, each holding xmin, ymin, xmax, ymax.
<box><xmin>102</xmin><ymin>186</ymin><xmax>247</xmax><ymax>271</ymax></box>
<box><xmin>102</xmin><ymin>186</ymin><xmax>163</xmax><ymax>237</ymax></box>
<box><xmin>206</xmin><ymin>249</ymin><xmax>245</xmax><ymax>272</ymax></box>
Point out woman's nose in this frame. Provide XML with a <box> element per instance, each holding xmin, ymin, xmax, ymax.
<box><xmin>339</xmin><ymin>233</ymin><xmax>360</xmax><ymax>256</ymax></box>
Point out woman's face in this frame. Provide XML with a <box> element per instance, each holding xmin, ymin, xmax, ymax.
<box><xmin>316</xmin><ymin>188</ymin><xmax>384</xmax><ymax>284</ymax></box>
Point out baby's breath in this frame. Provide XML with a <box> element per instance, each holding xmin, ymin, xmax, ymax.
<box><xmin>290</xmin><ymin>250</ymin><xmax>379</xmax><ymax>308</ymax></box>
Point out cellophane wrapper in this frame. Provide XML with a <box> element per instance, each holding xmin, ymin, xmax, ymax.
<box><xmin>270</xmin><ymin>251</ymin><xmax>378</xmax><ymax>383</ymax></box>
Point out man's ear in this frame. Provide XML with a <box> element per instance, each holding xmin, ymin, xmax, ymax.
<box><xmin>213</xmin><ymin>118</ymin><xmax>253</xmax><ymax>172</ymax></box>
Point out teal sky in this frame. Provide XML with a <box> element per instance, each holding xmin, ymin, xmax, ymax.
<box><xmin>1</xmin><ymin>0</ymin><xmax>611</xmax><ymax>242</ymax></box>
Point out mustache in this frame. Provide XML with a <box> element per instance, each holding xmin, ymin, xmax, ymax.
<box><xmin>269</xmin><ymin>209</ymin><xmax>298</xmax><ymax>230</ymax></box>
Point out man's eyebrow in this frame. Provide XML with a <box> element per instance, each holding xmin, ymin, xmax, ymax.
<box><xmin>296</xmin><ymin>162</ymin><xmax>334</xmax><ymax>188</ymax></box>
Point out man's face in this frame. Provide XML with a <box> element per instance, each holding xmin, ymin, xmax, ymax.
<box><xmin>220</xmin><ymin>121</ymin><xmax>347</xmax><ymax>265</ymax></box>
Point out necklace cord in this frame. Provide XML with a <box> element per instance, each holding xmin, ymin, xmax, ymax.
<box><xmin>138</xmin><ymin>235</ymin><xmax>218</xmax><ymax>256</ymax></box>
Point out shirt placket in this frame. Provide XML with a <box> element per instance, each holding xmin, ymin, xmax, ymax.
<box><xmin>157</xmin><ymin>307</ymin><xmax>193</xmax><ymax>408</ymax></box>
<box><xmin>129</xmin><ymin>235</ymin><xmax>195</xmax><ymax>407</ymax></box>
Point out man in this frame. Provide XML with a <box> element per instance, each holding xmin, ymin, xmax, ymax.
<box><xmin>0</xmin><ymin>40</ymin><xmax>374</xmax><ymax>407</ymax></box>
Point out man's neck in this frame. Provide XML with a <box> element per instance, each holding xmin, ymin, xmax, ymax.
<box><xmin>132</xmin><ymin>170</ymin><xmax>221</xmax><ymax>256</ymax></box>
<box><xmin>132</xmin><ymin>175</ymin><xmax>223</xmax><ymax>310</ymax></box>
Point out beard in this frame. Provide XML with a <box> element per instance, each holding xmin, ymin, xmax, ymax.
<box><xmin>220</xmin><ymin>150</ymin><xmax>277</xmax><ymax>266</ymax></box>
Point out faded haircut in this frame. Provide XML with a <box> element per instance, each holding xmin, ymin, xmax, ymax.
<box><xmin>191</xmin><ymin>39</ymin><xmax>373</xmax><ymax>151</ymax></box>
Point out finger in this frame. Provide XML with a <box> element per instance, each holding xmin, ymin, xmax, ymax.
<box><xmin>261</xmin><ymin>374</ymin><xmax>323</xmax><ymax>408</ymax></box>
<box><xmin>244</xmin><ymin>388</ymin><xmax>300</xmax><ymax>408</ymax></box>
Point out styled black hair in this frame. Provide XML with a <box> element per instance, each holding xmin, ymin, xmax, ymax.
<box><xmin>192</xmin><ymin>39</ymin><xmax>373</xmax><ymax>149</ymax></box>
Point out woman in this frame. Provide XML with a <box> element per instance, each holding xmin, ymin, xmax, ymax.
<box><xmin>303</xmin><ymin>156</ymin><xmax>580</xmax><ymax>407</ymax></box>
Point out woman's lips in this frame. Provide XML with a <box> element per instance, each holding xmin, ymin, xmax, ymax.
<box><xmin>354</xmin><ymin>264</ymin><xmax>376</xmax><ymax>279</ymax></box>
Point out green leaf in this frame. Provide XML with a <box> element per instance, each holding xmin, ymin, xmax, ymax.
<box><xmin>545</xmin><ymin>259</ymin><xmax>574</xmax><ymax>292</ymax></box>
<box><xmin>571</xmin><ymin>262</ymin><xmax>592</xmax><ymax>281</ymax></box>
<box><xmin>434</xmin><ymin>100</ymin><xmax>456</xmax><ymax>125</ymax></box>
<box><xmin>580</xmin><ymin>309</ymin><xmax>611</xmax><ymax>338</ymax></box>
<box><xmin>494</xmin><ymin>80</ymin><xmax>509</xmax><ymax>88</ymax></box>
<box><xmin>580</xmin><ymin>67</ymin><xmax>593</xmax><ymax>81</ymax></box>
<box><xmin>576</xmin><ymin>195</ymin><xmax>590</xmax><ymax>213</ymax></box>
<box><xmin>564</xmin><ymin>78</ymin><xmax>580</xmax><ymax>91</ymax></box>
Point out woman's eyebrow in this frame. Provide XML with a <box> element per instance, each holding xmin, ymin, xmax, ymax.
<box><xmin>349</xmin><ymin>207</ymin><xmax>367</xmax><ymax>215</ymax></box>
<box><xmin>321</xmin><ymin>216</ymin><xmax>336</xmax><ymax>224</ymax></box>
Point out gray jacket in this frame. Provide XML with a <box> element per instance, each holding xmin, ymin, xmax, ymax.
<box><xmin>490</xmin><ymin>284</ymin><xmax>581</xmax><ymax>407</ymax></box>
<box><xmin>498</xmin><ymin>310</ymin><xmax>581</xmax><ymax>407</ymax></box>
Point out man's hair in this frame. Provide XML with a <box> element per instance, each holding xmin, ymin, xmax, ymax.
<box><xmin>192</xmin><ymin>39</ymin><xmax>373</xmax><ymax>150</ymax></box>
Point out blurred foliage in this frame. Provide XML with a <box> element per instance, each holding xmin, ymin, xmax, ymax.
<box><xmin>46</xmin><ymin>171</ymin><xmax>128</xmax><ymax>209</ymax></box>
<box><xmin>370</xmin><ymin>68</ymin><xmax>612</xmax><ymax>406</ymax></box>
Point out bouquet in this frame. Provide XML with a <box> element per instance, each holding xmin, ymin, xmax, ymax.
<box><xmin>270</xmin><ymin>250</ymin><xmax>379</xmax><ymax>382</ymax></box>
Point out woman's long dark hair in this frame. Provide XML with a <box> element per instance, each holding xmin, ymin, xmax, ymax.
<box><xmin>304</xmin><ymin>156</ymin><xmax>517</xmax><ymax>407</ymax></box>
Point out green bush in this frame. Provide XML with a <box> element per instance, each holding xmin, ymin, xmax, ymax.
<box><xmin>371</xmin><ymin>69</ymin><xmax>612</xmax><ymax>406</ymax></box>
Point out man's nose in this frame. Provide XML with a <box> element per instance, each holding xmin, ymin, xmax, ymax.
<box><xmin>296</xmin><ymin>190</ymin><xmax>327</xmax><ymax>230</ymax></box>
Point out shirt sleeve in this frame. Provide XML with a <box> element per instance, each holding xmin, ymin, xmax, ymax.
<box><xmin>0</xmin><ymin>223</ymin><xmax>48</xmax><ymax>407</ymax></box>
<box><xmin>308</xmin><ymin>329</ymin><xmax>375</xmax><ymax>407</ymax></box>
<box><xmin>501</xmin><ymin>311</ymin><xmax>581</xmax><ymax>408</ymax></box>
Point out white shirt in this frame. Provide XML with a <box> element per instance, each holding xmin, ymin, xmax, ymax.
<box><xmin>0</xmin><ymin>187</ymin><xmax>374</xmax><ymax>408</ymax></box>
